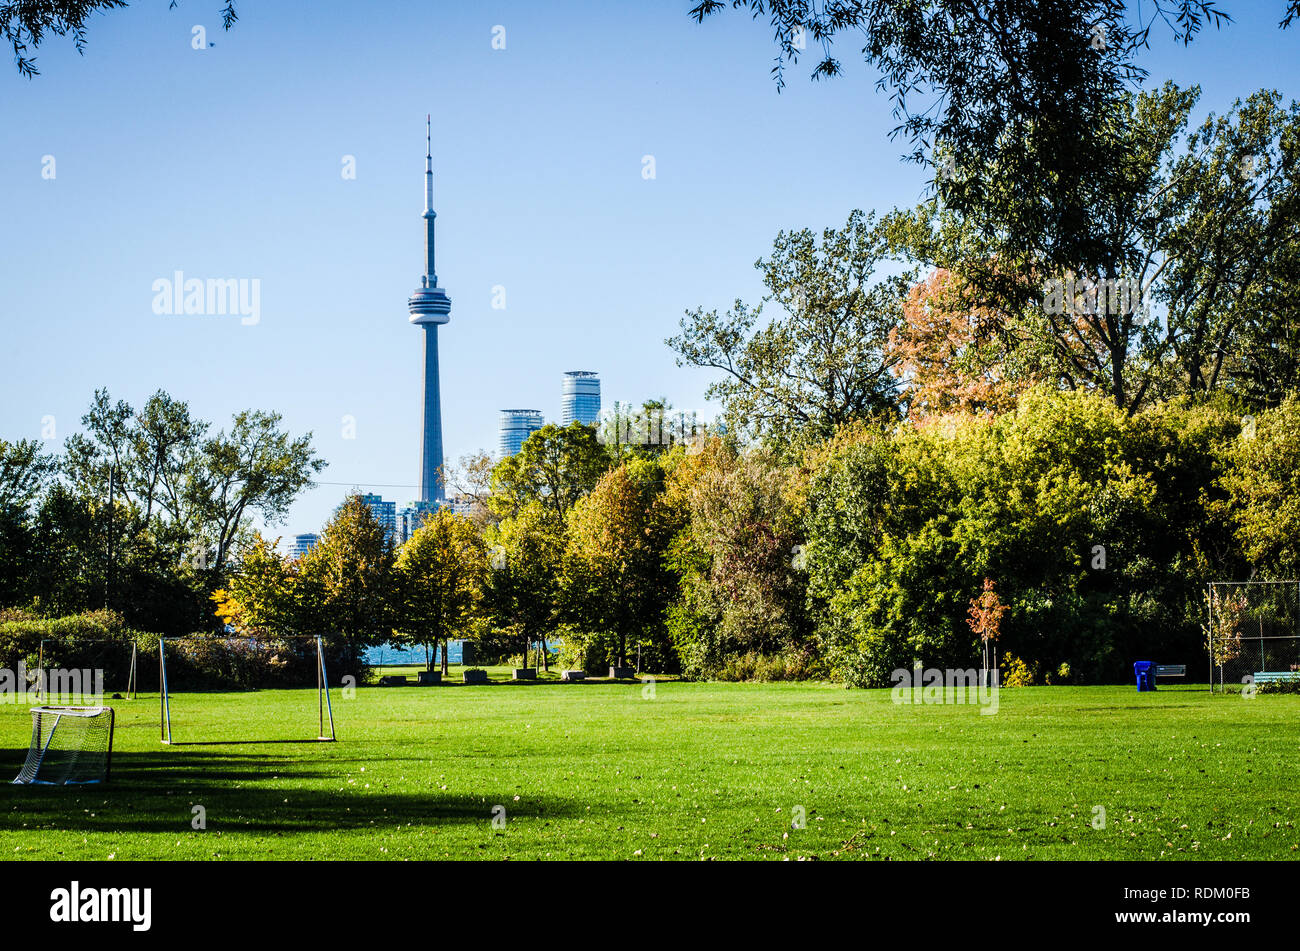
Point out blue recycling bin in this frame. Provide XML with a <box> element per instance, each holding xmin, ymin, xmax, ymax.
<box><xmin>1134</xmin><ymin>660</ymin><xmax>1155</xmax><ymax>692</ymax></box>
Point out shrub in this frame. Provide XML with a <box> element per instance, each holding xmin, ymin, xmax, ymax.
<box><xmin>0</xmin><ymin>609</ymin><xmax>137</xmax><ymax>667</ymax></box>
<box><xmin>714</xmin><ymin>649</ymin><xmax>819</xmax><ymax>682</ymax></box>
<box><xmin>1002</xmin><ymin>652</ymin><xmax>1037</xmax><ymax>687</ymax></box>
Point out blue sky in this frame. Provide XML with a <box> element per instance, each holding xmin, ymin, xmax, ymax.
<box><xmin>2</xmin><ymin>0</ymin><xmax>1296</xmax><ymax>539</ymax></box>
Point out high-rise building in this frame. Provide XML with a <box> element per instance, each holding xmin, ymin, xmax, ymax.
<box><xmin>359</xmin><ymin>493</ymin><xmax>397</xmax><ymax>538</ymax></box>
<box><xmin>560</xmin><ymin>370</ymin><xmax>601</xmax><ymax>426</ymax></box>
<box><xmin>288</xmin><ymin>533</ymin><xmax>318</xmax><ymax>559</ymax></box>
<box><xmin>498</xmin><ymin>409</ymin><xmax>544</xmax><ymax>457</ymax></box>
<box><xmin>396</xmin><ymin>500</ymin><xmax>439</xmax><ymax>546</ymax></box>
<box><xmin>407</xmin><ymin>116</ymin><xmax>452</xmax><ymax>505</ymax></box>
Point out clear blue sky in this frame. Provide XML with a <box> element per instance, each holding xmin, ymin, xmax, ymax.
<box><xmin>2</xmin><ymin>0</ymin><xmax>1296</xmax><ymax>539</ymax></box>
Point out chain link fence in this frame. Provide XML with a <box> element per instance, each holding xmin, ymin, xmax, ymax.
<box><xmin>1207</xmin><ymin>581</ymin><xmax>1300</xmax><ymax>692</ymax></box>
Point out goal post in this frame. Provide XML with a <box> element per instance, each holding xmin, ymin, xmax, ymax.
<box><xmin>159</xmin><ymin>635</ymin><xmax>336</xmax><ymax>744</ymax></box>
<box><xmin>34</xmin><ymin>637</ymin><xmax>140</xmax><ymax>704</ymax></box>
<box><xmin>12</xmin><ymin>706</ymin><xmax>115</xmax><ymax>786</ymax></box>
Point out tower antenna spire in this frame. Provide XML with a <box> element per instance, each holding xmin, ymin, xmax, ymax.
<box><xmin>424</xmin><ymin>114</ymin><xmax>433</xmax><ymax>213</ymax></box>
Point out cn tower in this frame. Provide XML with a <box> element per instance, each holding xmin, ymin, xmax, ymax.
<box><xmin>407</xmin><ymin>116</ymin><xmax>451</xmax><ymax>505</ymax></box>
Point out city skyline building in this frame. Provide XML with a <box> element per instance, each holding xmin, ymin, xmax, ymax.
<box><xmin>407</xmin><ymin>116</ymin><xmax>452</xmax><ymax>506</ymax></box>
<box><xmin>358</xmin><ymin>493</ymin><xmax>397</xmax><ymax>539</ymax></box>
<box><xmin>560</xmin><ymin>370</ymin><xmax>601</xmax><ymax>426</ymax></box>
<box><xmin>288</xmin><ymin>533</ymin><xmax>319</xmax><ymax>559</ymax></box>
<box><xmin>498</xmin><ymin>408</ymin><xmax>544</xmax><ymax>457</ymax></box>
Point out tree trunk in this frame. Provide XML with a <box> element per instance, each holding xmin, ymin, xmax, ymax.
<box><xmin>441</xmin><ymin>639</ymin><xmax>449</xmax><ymax>676</ymax></box>
<box><xmin>541</xmin><ymin>635</ymin><xmax>549</xmax><ymax>672</ymax></box>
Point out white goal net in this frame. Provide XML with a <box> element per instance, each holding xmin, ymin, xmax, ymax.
<box><xmin>11</xmin><ymin>706</ymin><xmax>115</xmax><ymax>785</ymax></box>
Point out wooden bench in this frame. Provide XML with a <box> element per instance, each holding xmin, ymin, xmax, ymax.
<box><xmin>1155</xmin><ymin>664</ymin><xmax>1186</xmax><ymax>679</ymax></box>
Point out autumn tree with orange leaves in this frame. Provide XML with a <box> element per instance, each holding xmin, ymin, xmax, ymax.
<box><xmin>967</xmin><ymin>578</ymin><xmax>1009</xmax><ymax>680</ymax></box>
<box><xmin>888</xmin><ymin>269</ymin><xmax>1030</xmax><ymax>420</ymax></box>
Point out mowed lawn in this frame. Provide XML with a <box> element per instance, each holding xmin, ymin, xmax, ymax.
<box><xmin>1</xmin><ymin>676</ymin><xmax>1297</xmax><ymax>860</ymax></box>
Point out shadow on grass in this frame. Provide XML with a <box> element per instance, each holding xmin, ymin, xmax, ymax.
<box><xmin>163</xmin><ymin>739</ymin><xmax>337</xmax><ymax>746</ymax></box>
<box><xmin>0</xmin><ymin>748</ymin><xmax>582</xmax><ymax>835</ymax></box>
<box><xmin>375</xmin><ymin>678</ymin><xmax>655</xmax><ymax>689</ymax></box>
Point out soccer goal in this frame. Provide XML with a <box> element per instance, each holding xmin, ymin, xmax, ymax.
<box><xmin>12</xmin><ymin>706</ymin><xmax>115</xmax><ymax>785</ymax></box>
<box><xmin>1207</xmin><ymin>581</ymin><xmax>1300</xmax><ymax>692</ymax></box>
<box><xmin>34</xmin><ymin>638</ymin><xmax>139</xmax><ymax>703</ymax></box>
<box><xmin>158</xmin><ymin>635</ymin><xmax>337</xmax><ymax>744</ymax></box>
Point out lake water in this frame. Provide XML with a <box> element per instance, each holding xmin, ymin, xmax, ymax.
<box><xmin>363</xmin><ymin>640</ymin><xmax>562</xmax><ymax>666</ymax></box>
<box><xmin>365</xmin><ymin>642</ymin><xmax>464</xmax><ymax>666</ymax></box>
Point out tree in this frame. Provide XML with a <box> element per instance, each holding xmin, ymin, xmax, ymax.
<box><xmin>688</xmin><ymin>1</ymin><xmax>1298</xmax><ymax>287</ymax></box>
<box><xmin>490</xmin><ymin>422</ymin><xmax>611</xmax><ymax>524</ymax></box>
<box><xmin>198</xmin><ymin>409</ymin><xmax>327</xmax><ymax>571</ymax></box>
<box><xmin>664</xmin><ymin>439</ymin><xmax>809</xmax><ymax>678</ymax></box>
<box><xmin>481</xmin><ymin>502</ymin><xmax>565</xmax><ymax>671</ymax></box>
<box><xmin>0</xmin><ymin>438</ymin><xmax>57</xmax><ymax>512</ymax></box>
<box><xmin>439</xmin><ymin>451</ymin><xmax>496</xmax><ymax>527</ymax></box>
<box><xmin>298</xmin><ymin>495</ymin><xmax>395</xmax><ymax>670</ymax></box>
<box><xmin>887</xmin><ymin>83</ymin><xmax>1300</xmax><ymax>415</ymax></box>
<box><xmin>0</xmin><ymin>438</ymin><xmax>56</xmax><ymax>606</ymax></box>
<box><xmin>967</xmin><ymin>578</ymin><xmax>1008</xmax><ymax>678</ymax></box>
<box><xmin>802</xmin><ymin>387</ymin><xmax>1236</xmax><ymax>684</ymax></box>
<box><xmin>668</xmin><ymin>209</ymin><xmax>913</xmax><ymax>446</ymax></box>
<box><xmin>564</xmin><ymin>459</ymin><xmax>679</xmax><ymax>670</ymax></box>
<box><xmin>392</xmin><ymin>509</ymin><xmax>486</xmax><ymax>675</ymax></box>
<box><xmin>888</xmin><ymin>269</ymin><xmax>1031</xmax><ymax>419</ymax></box>
<box><xmin>4</xmin><ymin>1</ymin><xmax>237</xmax><ymax>77</ymax></box>
<box><xmin>127</xmin><ymin>390</ymin><xmax>209</xmax><ymax>554</ymax></box>
<box><xmin>1221</xmin><ymin>397</ymin><xmax>1300</xmax><ymax>578</ymax></box>
<box><xmin>24</xmin><ymin>484</ymin><xmax>103</xmax><ymax>617</ymax></box>
<box><xmin>211</xmin><ymin>533</ymin><xmax>299</xmax><ymax>637</ymax></box>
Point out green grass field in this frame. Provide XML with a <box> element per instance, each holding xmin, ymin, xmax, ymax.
<box><xmin>2</xmin><ymin>674</ymin><xmax>1298</xmax><ymax>860</ymax></box>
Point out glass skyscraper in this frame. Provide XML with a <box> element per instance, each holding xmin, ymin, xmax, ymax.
<box><xmin>498</xmin><ymin>409</ymin><xmax>545</xmax><ymax>457</ymax></box>
<box><xmin>353</xmin><ymin>493</ymin><xmax>397</xmax><ymax>539</ymax></box>
<box><xmin>288</xmin><ymin>534</ymin><xmax>319</xmax><ymax>559</ymax></box>
<box><xmin>560</xmin><ymin>370</ymin><xmax>601</xmax><ymax>426</ymax></box>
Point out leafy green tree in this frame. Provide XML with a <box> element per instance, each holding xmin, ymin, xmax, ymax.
<box><xmin>4</xmin><ymin>1</ymin><xmax>237</xmax><ymax>77</ymax></box>
<box><xmin>669</xmin><ymin>209</ymin><xmax>913</xmax><ymax>446</ymax></box>
<box><xmin>490</xmin><ymin>422</ymin><xmax>611</xmax><ymax>523</ymax></box>
<box><xmin>664</xmin><ymin>440</ymin><xmax>809</xmax><ymax>678</ymax></box>
<box><xmin>126</xmin><ymin>390</ymin><xmax>210</xmax><ymax>554</ymax></box>
<box><xmin>198</xmin><ymin>409</ymin><xmax>327</xmax><ymax>570</ymax></box>
<box><xmin>24</xmin><ymin>484</ymin><xmax>104</xmax><ymax>617</ymax></box>
<box><xmin>0</xmin><ymin>438</ymin><xmax>56</xmax><ymax>606</ymax></box>
<box><xmin>1221</xmin><ymin>398</ymin><xmax>1300</xmax><ymax>578</ymax></box>
<box><xmin>887</xmin><ymin>84</ymin><xmax>1300</xmax><ymax>415</ymax></box>
<box><xmin>211</xmin><ymin>533</ymin><xmax>299</xmax><ymax>637</ymax></box>
<box><xmin>563</xmin><ymin>458</ymin><xmax>680</xmax><ymax>671</ymax></box>
<box><xmin>690</xmin><ymin>1</ymin><xmax>1298</xmax><ymax>290</ymax></box>
<box><xmin>802</xmin><ymin>388</ymin><xmax>1236</xmax><ymax>684</ymax></box>
<box><xmin>393</xmin><ymin>508</ymin><xmax>486</xmax><ymax>675</ymax></box>
<box><xmin>298</xmin><ymin>495</ymin><xmax>395</xmax><ymax>671</ymax></box>
<box><xmin>481</xmin><ymin>502</ymin><xmax>565</xmax><ymax>670</ymax></box>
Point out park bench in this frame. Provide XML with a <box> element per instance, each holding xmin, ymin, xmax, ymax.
<box><xmin>1252</xmin><ymin>671</ymin><xmax>1300</xmax><ymax>684</ymax></box>
<box><xmin>378</xmin><ymin>675</ymin><xmax>409</xmax><ymax>686</ymax></box>
<box><xmin>1155</xmin><ymin>664</ymin><xmax>1185</xmax><ymax>680</ymax></box>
